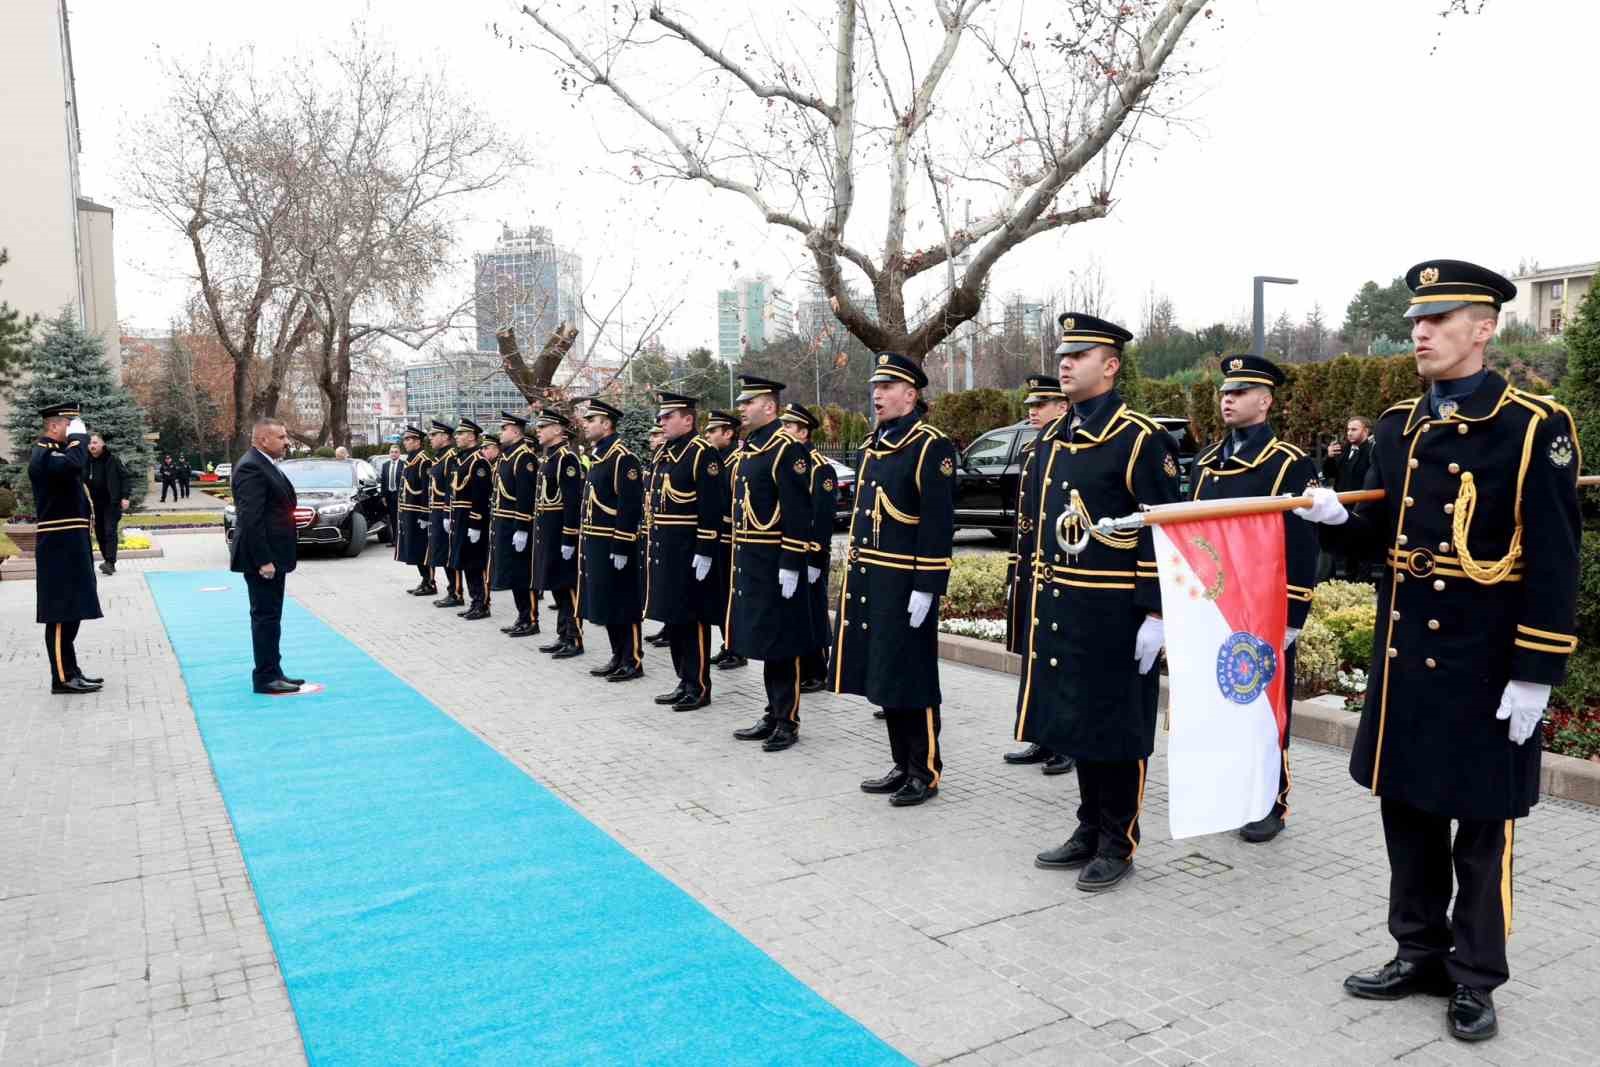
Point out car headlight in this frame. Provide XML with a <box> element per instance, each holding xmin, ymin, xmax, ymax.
<box><xmin>318</xmin><ymin>502</ymin><xmax>354</xmax><ymax>519</ymax></box>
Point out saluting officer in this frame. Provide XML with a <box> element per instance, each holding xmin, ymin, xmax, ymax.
<box><xmin>1192</xmin><ymin>355</ymin><xmax>1320</xmax><ymax>843</ymax></box>
<box><xmin>395</xmin><ymin>426</ymin><xmax>435</xmax><ymax>596</ymax></box>
<box><xmin>1017</xmin><ymin>312</ymin><xmax>1181</xmax><ymax>893</ymax></box>
<box><xmin>830</xmin><ymin>355</ymin><xmax>957</xmax><ymax>807</ymax></box>
<box><xmin>534</xmin><ymin>412</ymin><xmax>586</xmax><ymax>658</ymax></box>
<box><xmin>426</xmin><ymin>419</ymin><xmax>464</xmax><ymax>608</ymax></box>
<box><xmin>576</xmin><ymin>398</ymin><xmax>647</xmax><ymax>681</ymax></box>
<box><xmin>29</xmin><ymin>400</ymin><xmax>104</xmax><ymax>695</ymax></box>
<box><xmin>1003</xmin><ymin>374</ymin><xmax>1074</xmax><ymax>775</ymax></box>
<box><xmin>644</xmin><ymin>392</ymin><xmax>728</xmax><ymax>711</ymax></box>
<box><xmin>491</xmin><ymin>412</ymin><xmax>541</xmax><ymax>638</ymax></box>
<box><xmin>726</xmin><ymin>375</ymin><xmax>817</xmax><ymax>752</ymax></box>
<box><xmin>704</xmin><ymin>410</ymin><xmax>748</xmax><ymax>672</ymax></box>
<box><xmin>1296</xmin><ymin>260</ymin><xmax>1580</xmax><ymax>1044</ymax></box>
<box><xmin>777</xmin><ymin>404</ymin><xmax>835</xmax><ymax>693</ymax></box>
<box><xmin>448</xmin><ymin>418</ymin><xmax>493</xmax><ymax>620</ymax></box>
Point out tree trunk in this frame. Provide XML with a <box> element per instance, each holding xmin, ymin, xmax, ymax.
<box><xmin>498</xmin><ymin>325</ymin><xmax>580</xmax><ymax>404</ymax></box>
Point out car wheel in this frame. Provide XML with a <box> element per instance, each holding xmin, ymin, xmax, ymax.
<box><xmin>342</xmin><ymin>512</ymin><xmax>368</xmax><ymax>558</ymax></box>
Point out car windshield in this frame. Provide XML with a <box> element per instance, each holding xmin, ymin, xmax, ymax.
<box><xmin>281</xmin><ymin>461</ymin><xmax>355</xmax><ymax>490</ymax></box>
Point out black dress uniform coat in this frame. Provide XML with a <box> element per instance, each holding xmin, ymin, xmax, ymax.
<box><xmin>395</xmin><ymin>450</ymin><xmax>433</xmax><ymax>565</ymax></box>
<box><xmin>1013</xmin><ymin>394</ymin><xmax>1181</xmax><ymax>760</ymax></box>
<box><xmin>645</xmin><ymin>434</ymin><xmax>728</xmax><ymax>625</ymax></box>
<box><xmin>804</xmin><ymin>446</ymin><xmax>836</xmax><ymax>653</ymax></box>
<box><xmin>448</xmin><ymin>446</ymin><xmax>493</xmax><ymax>570</ymax></box>
<box><xmin>1329</xmin><ymin>371</ymin><xmax>1580</xmax><ymax>820</ymax></box>
<box><xmin>29</xmin><ymin>433</ymin><xmax>102</xmax><ymax>624</ymax></box>
<box><xmin>725</xmin><ymin>420</ymin><xmax>815</xmax><ymax>659</ymax></box>
<box><xmin>714</xmin><ymin>443</ymin><xmax>738</xmax><ymax>618</ymax></box>
<box><xmin>490</xmin><ymin>439</ymin><xmax>538</xmax><ymax>591</ymax></box>
<box><xmin>578</xmin><ymin>433</ymin><xmax>645</xmax><ymax>626</ymax></box>
<box><xmin>830</xmin><ymin>414</ymin><xmax>957</xmax><ymax>708</ymax></box>
<box><xmin>427</xmin><ymin>446</ymin><xmax>458</xmax><ymax>566</ymax></box>
<box><xmin>534</xmin><ymin>443</ymin><xmax>584</xmax><ymax>592</ymax></box>
<box><xmin>1004</xmin><ymin>437</ymin><xmax>1042</xmax><ymax>655</ymax></box>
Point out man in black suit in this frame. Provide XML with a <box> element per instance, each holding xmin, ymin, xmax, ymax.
<box><xmin>229</xmin><ymin>417</ymin><xmax>303</xmax><ymax>695</ymax></box>
<box><xmin>380</xmin><ymin>444</ymin><xmax>403</xmax><ymax>539</ymax></box>
<box><xmin>1321</xmin><ymin>414</ymin><xmax>1375</xmax><ymax>580</ymax></box>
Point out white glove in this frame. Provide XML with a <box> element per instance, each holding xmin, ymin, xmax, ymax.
<box><xmin>512</xmin><ymin>531</ymin><xmax>528</xmax><ymax>552</ymax></box>
<box><xmin>561</xmin><ymin>545</ymin><xmax>575</xmax><ymax>560</ymax></box>
<box><xmin>444</xmin><ymin>518</ymin><xmax>452</xmax><ymax>533</ymax></box>
<box><xmin>1285</xmin><ymin>626</ymin><xmax>1301</xmax><ymax>647</ymax></box>
<box><xmin>1293</xmin><ymin>487</ymin><xmax>1348</xmax><ymax>526</ymax></box>
<box><xmin>908</xmin><ymin>590</ymin><xmax>933</xmax><ymax>628</ymax></box>
<box><xmin>1134</xmin><ymin>615</ymin><xmax>1164</xmax><ymax>675</ymax></box>
<box><xmin>779</xmin><ymin>568</ymin><xmax>799</xmax><ymax>599</ymax></box>
<box><xmin>417</xmin><ymin>518</ymin><xmax>427</xmax><ymax>531</ymax></box>
<box><xmin>611</xmin><ymin>553</ymin><xmax>627</xmax><ymax>570</ymax></box>
<box><xmin>1495</xmin><ymin>680</ymin><xmax>1550</xmax><ymax>745</ymax></box>
<box><xmin>67</xmin><ymin>417</ymin><xmax>87</xmax><ymax>436</ymax></box>
<box><xmin>807</xmin><ymin>565</ymin><xmax>821</xmax><ymax>584</ymax></box>
<box><xmin>693</xmin><ymin>554</ymin><xmax>712</xmax><ymax>582</ymax></box>
<box><xmin>468</xmin><ymin>528</ymin><xmax>480</xmax><ymax>544</ymax></box>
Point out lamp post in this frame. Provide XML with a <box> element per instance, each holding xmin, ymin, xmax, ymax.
<box><xmin>1252</xmin><ymin>275</ymin><xmax>1299</xmax><ymax>356</ymax></box>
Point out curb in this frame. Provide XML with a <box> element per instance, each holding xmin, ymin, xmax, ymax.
<box><xmin>936</xmin><ymin>632</ymin><xmax>1600</xmax><ymax>809</ymax></box>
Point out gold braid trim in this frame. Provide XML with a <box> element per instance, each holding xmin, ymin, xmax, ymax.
<box><xmin>1451</xmin><ymin>472</ymin><xmax>1522</xmax><ymax>585</ymax></box>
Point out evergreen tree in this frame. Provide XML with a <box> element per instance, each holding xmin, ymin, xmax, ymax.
<box><xmin>0</xmin><ymin>249</ymin><xmax>37</xmax><ymax>395</ymax></box>
<box><xmin>3</xmin><ymin>310</ymin><xmax>150</xmax><ymax>512</ymax></box>
<box><xmin>677</xmin><ymin>347</ymin><xmax>725</xmax><ymax>406</ymax></box>
<box><xmin>615</xmin><ymin>404</ymin><xmax>656</xmax><ymax>460</ymax></box>
<box><xmin>1555</xmin><ymin>280</ymin><xmax>1600</xmax><ymax>460</ymax></box>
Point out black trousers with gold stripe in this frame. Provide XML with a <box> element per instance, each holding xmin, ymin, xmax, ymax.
<box><xmin>554</xmin><ymin>589</ymin><xmax>581</xmax><ymax>647</ymax></box>
<box><xmin>443</xmin><ymin>567</ymin><xmax>461</xmax><ymax>598</ymax></box>
<box><xmin>1381</xmin><ymin>797</ymin><xmax>1513</xmax><ymax>991</ymax></box>
<box><xmin>667</xmin><ymin>622</ymin><xmax>711</xmax><ymax>699</ymax></box>
<box><xmin>44</xmin><ymin>620</ymin><xmax>81</xmax><ymax>685</ymax></box>
<box><xmin>761</xmin><ymin>657</ymin><xmax>801</xmax><ymax>726</ymax></box>
<box><xmin>884</xmin><ymin>707</ymin><xmax>942</xmax><ymax>787</ymax></box>
<box><xmin>1270</xmin><ymin>644</ymin><xmax>1298</xmax><ymax>820</ymax></box>
<box><xmin>605</xmin><ymin>622</ymin><xmax>641</xmax><ymax>669</ymax></box>
<box><xmin>1074</xmin><ymin>759</ymin><xmax>1147</xmax><ymax>862</ymax></box>
<box><xmin>463</xmin><ymin>565</ymin><xmax>488</xmax><ymax>609</ymax></box>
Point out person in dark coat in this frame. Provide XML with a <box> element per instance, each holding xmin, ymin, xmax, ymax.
<box><xmin>448</xmin><ymin>419</ymin><xmax>493</xmax><ymax>620</ymax></box>
<box><xmin>1191</xmin><ymin>354</ymin><xmax>1321</xmax><ymax>843</ymax></box>
<box><xmin>394</xmin><ymin>427</ymin><xmax>435</xmax><ymax>594</ymax></box>
<box><xmin>777</xmin><ymin>404</ymin><xmax>834</xmax><ymax>693</ymax></box>
<box><xmin>425</xmin><ymin>420</ymin><xmax>462</xmax><ymax>607</ymax></box>
<box><xmin>1015</xmin><ymin>313</ymin><xmax>1181</xmax><ymax>893</ymax></box>
<box><xmin>158</xmin><ymin>454</ymin><xmax>178</xmax><ymax>502</ymax></box>
<box><xmin>1321</xmin><ymin>415</ymin><xmax>1375</xmax><ymax>580</ymax></box>
<box><xmin>643</xmin><ymin>426</ymin><xmax>671</xmax><ymax>647</ymax></box>
<box><xmin>1297</xmin><ymin>260</ymin><xmax>1580</xmax><ymax>1044</ymax></box>
<box><xmin>491</xmin><ymin>412</ymin><xmax>540</xmax><ymax>637</ymax></box>
<box><xmin>84</xmin><ymin>432</ymin><xmax>130</xmax><ymax>576</ymax></box>
<box><xmin>380</xmin><ymin>444</ymin><xmax>403</xmax><ymax>537</ymax></box>
<box><xmin>726</xmin><ymin>376</ymin><xmax>816</xmax><ymax>752</ymax></box>
<box><xmin>534</xmin><ymin>412</ymin><xmax>585</xmax><ymax>658</ymax></box>
<box><xmin>576</xmin><ymin>398</ymin><xmax>646</xmax><ymax>680</ymax></box>
<box><xmin>703</xmin><ymin>410</ymin><xmax>747</xmax><ymax>671</ymax></box>
<box><xmin>228</xmin><ymin>417</ymin><xmax>302</xmax><ymax>695</ymax></box>
<box><xmin>175</xmin><ymin>453</ymin><xmax>191</xmax><ymax>498</ymax></box>
<box><xmin>1003</xmin><ymin>375</ymin><xmax>1072</xmax><ymax>773</ymax></box>
<box><xmin>29</xmin><ymin>401</ymin><xmax>103</xmax><ymax>694</ymax></box>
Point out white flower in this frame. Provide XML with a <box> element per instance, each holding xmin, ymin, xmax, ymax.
<box><xmin>938</xmin><ymin>617</ymin><xmax>1006</xmax><ymax>642</ymax></box>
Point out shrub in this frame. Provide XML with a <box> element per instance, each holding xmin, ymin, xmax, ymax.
<box><xmin>927</xmin><ymin>388</ymin><xmax>1021</xmax><ymax>449</ymax></box>
<box><xmin>1293</xmin><ymin>617</ymin><xmax>1341</xmax><ymax>698</ymax></box>
<box><xmin>1320</xmin><ymin>605</ymin><xmax>1376</xmax><ymax>669</ymax></box>
<box><xmin>0</xmin><ymin>485</ymin><xmax>15</xmax><ymax>518</ymax></box>
<box><xmin>940</xmin><ymin>554</ymin><xmax>1010</xmax><ymax>619</ymax></box>
<box><xmin>1311</xmin><ymin>579</ymin><xmax>1377</xmax><ymax>617</ymax></box>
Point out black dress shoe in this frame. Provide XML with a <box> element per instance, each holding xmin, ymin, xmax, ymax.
<box><xmin>606</xmin><ymin>663</ymin><xmax>644</xmax><ymax>682</ymax></box>
<box><xmin>552</xmin><ymin>644</ymin><xmax>584</xmax><ymax>659</ymax></box>
<box><xmin>51</xmin><ymin>678</ymin><xmax>101</xmax><ymax>695</ymax></box>
<box><xmin>1447</xmin><ymin>986</ymin><xmax>1497</xmax><ymax>1042</ymax></box>
<box><xmin>506</xmin><ymin>622</ymin><xmax>537</xmax><ymax>638</ymax></box>
<box><xmin>654</xmin><ymin>686</ymin><xmax>688</xmax><ymax>705</ymax></box>
<box><xmin>106</xmin><ymin>561</ymin><xmax>116</xmax><ymax>574</ymax></box>
<box><xmin>799</xmin><ymin>678</ymin><xmax>826</xmax><ymax>694</ymax></box>
<box><xmin>279</xmin><ymin>676</ymin><xmax>306</xmax><ymax>686</ymax></box>
<box><xmin>1035</xmin><ymin>833</ymin><xmax>1097</xmax><ymax>870</ymax></box>
<box><xmin>1343</xmin><ymin>958</ymin><xmax>1453</xmax><ymax>1001</ymax></box>
<box><xmin>73</xmin><ymin>672</ymin><xmax>105</xmax><ymax>686</ymax></box>
<box><xmin>889</xmin><ymin>778</ymin><xmax>936</xmax><ymax>806</ymax></box>
<box><xmin>734</xmin><ymin>718</ymin><xmax>776</xmax><ymax>741</ymax></box>
<box><xmin>671</xmin><ymin>692</ymin><xmax>710</xmax><ymax>712</ymax></box>
<box><xmin>1239</xmin><ymin>813</ymin><xmax>1285</xmax><ymax>843</ymax></box>
<box><xmin>860</xmin><ymin>768</ymin><xmax>909</xmax><ymax>794</ymax></box>
<box><xmin>1041</xmin><ymin>754</ymin><xmax>1076</xmax><ymax>776</ymax></box>
<box><xmin>408</xmin><ymin>582</ymin><xmax>435</xmax><ymax>596</ymax></box>
<box><xmin>99</xmin><ymin>561</ymin><xmax>113</xmax><ymax>575</ymax></box>
<box><xmin>709</xmin><ymin>648</ymin><xmax>729</xmax><ymax>665</ymax></box>
<box><xmin>433</xmin><ymin>595</ymin><xmax>464</xmax><ymax>608</ymax></box>
<box><xmin>538</xmin><ymin>639</ymin><xmax>567</xmax><ymax>653</ymax></box>
<box><xmin>1003</xmin><ymin>743</ymin><xmax>1049</xmax><ymax>765</ymax></box>
<box><xmin>716</xmin><ymin>654</ymin><xmax>748</xmax><ymax>671</ymax></box>
<box><xmin>762</xmin><ymin>726</ymin><xmax>798</xmax><ymax>752</ymax></box>
<box><xmin>253</xmin><ymin>679</ymin><xmax>301</xmax><ymax>695</ymax></box>
<box><xmin>500</xmin><ymin>623</ymin><xmax>516</xmax><ymax>633</ymax></box>
<box><xmin>1076</xmin><ymin>855</ymin><xmax>1133</xmax><ymax>892</ymax></box>
<box><xmin>588</xmin><ymin>658</ymin><xmax>621</xmax><ymax>676</ymax></box>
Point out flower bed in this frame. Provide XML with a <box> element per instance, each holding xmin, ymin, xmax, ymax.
<box><xmin>939</xmin><ymin>617</ymin><xmax>1006</xmax><ymax>642</ymax></box>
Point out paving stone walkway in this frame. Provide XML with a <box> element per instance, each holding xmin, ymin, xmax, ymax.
<box><xmin>4</xmin><ymin>532</ymin><xmax>1599</xmax><ymax>1065</ymax></box>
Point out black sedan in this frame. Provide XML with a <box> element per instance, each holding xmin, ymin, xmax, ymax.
<box><xmin>223</xmin><ymin>459</ymin><xmax>390</xmax><ymax>557</ymax></box>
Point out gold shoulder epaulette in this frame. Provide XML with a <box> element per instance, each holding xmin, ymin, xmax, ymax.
<box><xmin>1380</xmin><ymin>398</ymin><xmax>1419</xmax><ymax>420</ymax></box>
<box><xmin>1119</xmin><ymin>409</ymin><xmax>1162</xmax><ymax>433</ymax></box>
<box><xmin>1273</xmin><ymin>441</ymin><xmax>1308</xmax><ymax>460</ymax></box>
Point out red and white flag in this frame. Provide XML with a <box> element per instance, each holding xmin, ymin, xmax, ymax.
<box><xmin>1154</xmin><ymin>513</ymin><xmax>1289</xmax><ymax>839</ymax></box>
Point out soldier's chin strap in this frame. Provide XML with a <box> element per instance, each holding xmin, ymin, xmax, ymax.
<box><xmin>1451</xmin><ymin>472</ymin><xmax>1522</xmax><ymax>585</ymax></box>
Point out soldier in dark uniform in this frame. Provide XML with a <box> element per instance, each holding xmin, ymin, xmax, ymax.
<box><xmin>830</xmin><ymin>356</ymin><xmax>957</xmax><ymax>806</ymax></box>
<box><xmin>1296</xmin><ymin>261</ymin><xmax>1580</xmax><ymax>1044</ymax></box>
<box><xmin>1003</xmin><ymin>374</ymin><xmax>1074</xmax><ymax>774</ymax></box>
<box><xmin>643</xmin><ymin>426</ymin><xmax>670</xmax><ymax>647</ymax></box>
<box><xmin>576</xmin><ymin>398</ymin><xmax>646</xmax><ymax>681</ymax></box>
<box><xmin>491</xmin><ymin>412</ymin><xmax>541</xmax><ymax>638</ymax></box>
<box><xmin>448</xmin><ymin>418</ymin><xmax>493</xmax><ymax>620</ymax></box>
<box><xmin>426</xmin><ymin>420</ymin><xmax>463</xmax><ymax>608</ymax></box>
<box><xmin>727</xmin><ymin>376</ymin><xmax>816</xmax><ymax>752</ymax></box>
<box><xmin>29</xmin><ymin>401</ymin><xmax>104</xmax><ymax>695</ymax></box>
<box><xmin>644</xmin><ymin>392</ymin><xmax>728</xmax><ymax>711</ymax></box>
<box><xmin>1192</xmin><ymin>355</ymin><xmax>1320</xmax><ymax>843</ymax></box>
<box><xmin>395</xmin><ymin>426</ymin><xmax>435</xmax><ymax>595</ymax></box>
<box><xmin>704</xmin><ymin>410</ymin><xmax>748</xmax><ymax>671</ymax></box>
<box><xmin>1017</xmin><ymin>312</ymin><xmax>1181</xmax><ymax>893</ymax></box>
<box><xmin>534</xmin><ymin>412</ymin><xmax>586</xmax><ymax>658</ymax></box>
<box><xmin>777</xmin><ymin>404</ymin><xmax>835</xmax><ymax>693</ymax></box>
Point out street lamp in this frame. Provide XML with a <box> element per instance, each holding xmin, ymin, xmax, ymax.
<box><xmin>1251</xmin><ymin>275</ymin><xmax>1298</xmax><ymax>357</ymax></box>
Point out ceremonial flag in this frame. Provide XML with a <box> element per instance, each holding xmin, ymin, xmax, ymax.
<box><xmin>1154</xmin><ymin>512</ymin><xmax>1289</xmax><ymax>839</ymax></box>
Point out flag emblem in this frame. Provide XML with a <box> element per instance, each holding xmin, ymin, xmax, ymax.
<box><xmin>1216</xmin><ymin>632</ymin><xmax>1278</xmax><ymax>705</ymax></box>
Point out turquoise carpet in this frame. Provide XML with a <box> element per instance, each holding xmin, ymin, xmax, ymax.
<box><xmin>148</xmin><ymin>571</ymin><xmax>907</xmax><ymax>1066</ymax></box>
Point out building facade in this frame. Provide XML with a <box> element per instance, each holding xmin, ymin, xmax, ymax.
<box><xmin>474</xmin><ymin>225</ymin><xmax>583</xmax><ymax>356</ymax></box>
<box><xmin>405</xmin><ymin>351</ymin><xmax>530</xmax><ymax>429</ymax></box>
<box><xmin>1502</xmin><ymin>262</ymin><xmax>1596</xmax><ymax>337</ymax></box>
<box><xmin>1002</xmin><ymin>297</ymin><xmax>1046</xmax><ymax>342</ymax></box>
<box><xmin>715</xmin><ymin>275</ymin><xmax>795</xmax><ymax>361</ymax></box>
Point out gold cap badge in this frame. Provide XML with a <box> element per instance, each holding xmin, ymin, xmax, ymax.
<box><xmin>1420</xmin><ymin>266</ymin><xmax>1440</xmax><ymax>286</ymax></box>
<box><xmin>1229</xmin><ymin>358</ymin><xmax>1243</xmax><ymax>371</ymax></box>
<box><xmin>877</xmin><ymin>354</ymin><xmax>890</xmax><ymax>365</ymax></box>
<box><xmin>1062</xmin><ymin>317</ymin><xmax>1076</xmax><ymax>330</ymax></box>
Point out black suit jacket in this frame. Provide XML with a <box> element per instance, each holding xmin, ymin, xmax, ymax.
<box><xmin>1321</xmin><ymin>438</ymin><xmax>1373</xmax><ymax>492</ymax></box>
<box><xmin>229</xmin><ymin>448</ymin><xmax>299</xmax><ymax>575</ymax></box>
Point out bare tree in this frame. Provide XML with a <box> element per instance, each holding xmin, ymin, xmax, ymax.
<box><xmin>512</xmin><ymin>0</ymin><xmax>1211</xmax><ymax>363</ymax></box>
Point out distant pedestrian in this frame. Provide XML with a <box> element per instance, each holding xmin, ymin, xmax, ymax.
<box><xmin>334</xmin><ymin>446</ymin><xmax>351</xmax><ymax>461</ymax></box>
<box><xmin>158</xmin><ymin>454</ymin><xmax>178</xmax><ymax>502</ymax></box>
<box><xmin>84</xmin><ymin>432</ymin><xmax>131</xmax><ymax>576</ymax></box>
<box><xmin>1321</xmin><ymin>416</ymin><xmax>1374</xmax><ymax>581</ymax></box>
<box><xmin>176</xmin><ymin>454</ymin><xmax>191</xmax><ymax>498</ymax></box>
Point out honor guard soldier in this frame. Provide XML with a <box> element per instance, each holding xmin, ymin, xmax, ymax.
<box><xmin>1296</xmin><ymin>261</ymin><xmax>1580</xmax><ymax>1044</ymax></box>
<box><xmin>30</xmin><ymin>401</ymin><xmax>104</xmax><ymax>694</ymax></box>
<box><xmin>576</xmin><ymin>398</ymin><xmax>647</xmax><ymax>681</ymax></box>
<box><xmin>1192</xmin><ymin>355</ymin><xmax>1319</xmax><ymax>843</ymax></box>
<box><xmin>534</xmin><ymin>412</ymin><xmax>586</xmax><ymax>658</ymax></box>
<box><xmin>449</xmin><ymin>418</ymin><xmax>493</xmax><ymax>620</ymax></box>
<box><xmin>644</xmin><ymin>392</ymin><xmax>728</xmax><ymax>711</ymax></box>
<box><xmin>726</xmin><ymin>375</ymin><xmax>817</xmax><ymax>751</ymax></box>
<box><xmin>426</xmin><ymin>419</ymin><xmax>464</xmax><ymax>607</ymax></box>
<box><xmin>703</xmin><ymin>410</ymin><xmax>748</xmax><ymax>671</ymax></box>
<box><xmin>491</xmin><ymin>412</ymin><xmax>541</xmax><ymax>638</ymax></box>
<box><xmin>1016</xmin><ymin>312</ymin><xmax>1181</xmax><ymax>892</ymax></box>
<box><xmin>643</xmin><ymin>427</ymin><xmax>670</xmax><ymax>647</ymax></box>
<box><xmin>829</xmin><ymin>356</ymin><xmax>957</xmax><ymax>805</ymax></box>
<box><xmin>778</xmin><ymin>404</ymin><xmax>835</xmax><ymax>693</ymax></box>
<box><xmin>1003</xmin><ymin>375</ymin><xmax>1074</xmax><ymax>775</ymax></box>
<box><xmin>395</xmin><ymin>426</ymin><xmax>435</xmax><ymax>595</ymax></box>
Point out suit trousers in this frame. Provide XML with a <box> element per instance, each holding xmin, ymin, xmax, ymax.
<box><xmin>91</xmin><ymin>499</ymin><xmax>119</xmax><ymax>565</ymax></box>
<box><xmin>43</xmin><ymin>620</ymin><xmax>81</xmax><ymax>685</ymax></box>
<box><xmin>667</xmin><ymin>622</ymin><xmax>711</xmax><ymax>698</ymax></box>
<box><xmin>1073</xmin><ymin>759</ymin><xmax>1148</xmax><ymax>862</ymax></box>
<box><xmin>884</xmin><ymin>706</ymin><xmax>943</xmax><ymax>786</ymax></box>
<box><xmin>761</xmin><ymin>657</ymin><xmax>801</xmax><ymax>726</ymax></box>
<box><xmin>242</xmin><ymin>570</ymin><xmax>287</xmax><ymax>688</ymax></box>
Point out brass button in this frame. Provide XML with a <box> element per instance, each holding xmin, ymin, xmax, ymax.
<box><xmin>1443</xmin><ymin>503</ymin><xmax>1454</xmax><ymax>514</ymax></box>
<box><xmin>1428</xmin><ymin>619</ymin><xmax>1440</xmax><ymax>630</ymax></box>
<box><xmin>1408</xmin><ymin>458</ymin><xmax>1420</xmax><ymax>469</ymax></box>
<box><xmin>1391</xmin><ymin>610</ymin><xmax>1401</xmax><ymax>621</ymax></box>
<box><xmin>861</xmin><ymin>621</ymin><xmax>868</xmax><ymax>629</ymax></box>
<box><xmin>1433</xmin><ymin>579</ymin><xmax>1446</xmax><ymax>591</ymax></box>
<box><xmin>1404</xmin><ymin>496</ymin><xmax>1415</xmax><ymax>507</ymax></box>
<box><xmin>1448</xmin><ymin>463</ymin><xmax>1461</xmax><ymax>474</ymax></box>
<box><xmin>1396</xmin><ymin>572</ymin><xmax>1406</xmax><ymax>583</ymax></box>
<box><xmin>1457</xmin><ymin>424</ymin><xmax>1469</xmax><ymax>435</ymax></box>
<box><xmin>858</xmin><ymin>567</ymin><xmax>866</xmax><ymax>575</ymax></box>
<box><xmin>1438</xmin><ymin>542</ymin><xmax>1451</xmax><ymax>553</ymax></box>
<box><xmin>1053</xmin><ymin>589</ymin><xmax>1060</xmax><ymax>598</ymax></box>
<box><xmin>1387</xmin><ymin>647</ymin><xmax>1398</xmax><ymax>658</ymax></box>
<box><xmin>1051</xmin><ymin>622</ymin><xmax>1058</xmax><ymax>631</ymax></box>
<box><xmin>859</xmin><ymin>595</ymin><xmax>866</xmax><ymax>603</ymax></box>
<box><xmin>1397</xmin><ymin>534</ymin><xmax>1408</xmax><ymax>546</ymax></box>
<box><xmin>1426</xmin><ymin>657</ymin><xmax>1437</xmax><ymax>669</ymax></box>
<box><xmin>1049</xmin><ymin>657</ymin><xmax>1058</xmax><ymax>667</ymax></box>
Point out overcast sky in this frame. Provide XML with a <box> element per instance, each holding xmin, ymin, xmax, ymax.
<box><xmin>71</xmin><ymin>0</ymin><xmax>1600</xmax><ymax>356</ymax></box>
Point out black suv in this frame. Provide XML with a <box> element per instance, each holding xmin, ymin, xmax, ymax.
<box><xmin>222</xmin><ymin>458</ymin><xmax>390</xmax><ymax>557</ymax></box>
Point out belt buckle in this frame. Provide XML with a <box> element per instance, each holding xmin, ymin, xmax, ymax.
<box><xmin>1407</xmin><ymin>548</ymin><xmax>1435</xmax><ymax>577</ymax></box>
